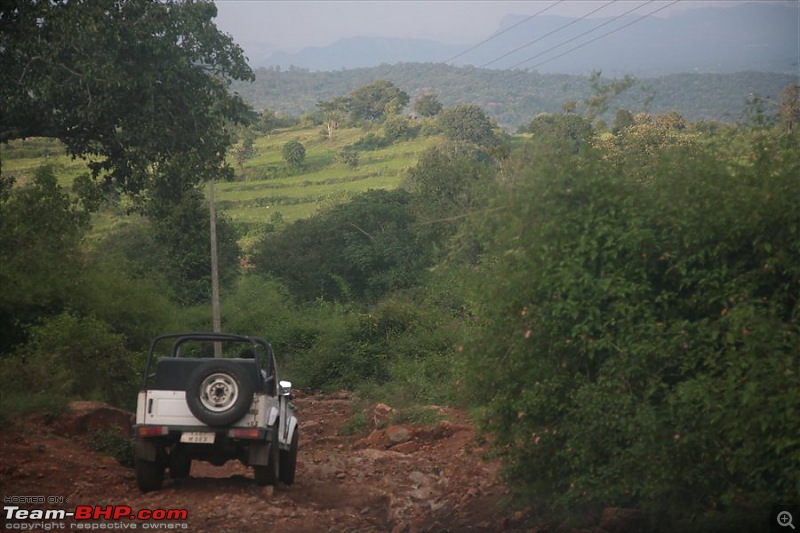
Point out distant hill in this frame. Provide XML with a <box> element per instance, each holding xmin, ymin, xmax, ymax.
<box><xmin>255</xmin><ymin>2</ymin><xmax>798</xmax><ymax>76</ymax></box>
<box><xmin>231</xmin><ymin>63</ymin><xmax>796</xmax><ymax>130</ymax></box>
<box><xmin>263</xmin><ymin>37</ymin><xmax>462</xmax><ymax>73</ymax></box>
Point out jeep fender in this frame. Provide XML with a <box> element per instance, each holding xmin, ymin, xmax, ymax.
<box><xmin>285</xmin><ymin>416</ymin><xmax>298</xmax><ymax>447</ymax></box>
<box><xmin>267</xmin><ymin>405</ymin><xmax>279</xmax><ymax>426</ymax></box>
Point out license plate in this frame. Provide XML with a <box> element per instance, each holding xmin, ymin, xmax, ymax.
<box><xmin>180</xmin><ymin>432</ymin><xmax>215</xmax><ymax>444</ymax></box>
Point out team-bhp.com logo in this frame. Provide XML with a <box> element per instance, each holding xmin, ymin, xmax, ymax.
<box><xmin>4</xmin><ymin>505</ymin><xmax>188</xmax><ymax>529</ymax></box>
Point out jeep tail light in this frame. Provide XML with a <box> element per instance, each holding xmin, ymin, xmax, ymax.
<box><xmin>229</xmin><ymin>428</ymin><xmax>263</xmax><ymax>439</ymax></box>
<box><xmin>137</xmin><ymin>426</ymin><xmax>169</xmax><ymax>437</ymax></box>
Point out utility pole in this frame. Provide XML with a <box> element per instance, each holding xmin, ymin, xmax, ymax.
<box><xmin>209</xmin><ymin>178</ymin><xmax>222</xmax><ymax>358</ymax></box>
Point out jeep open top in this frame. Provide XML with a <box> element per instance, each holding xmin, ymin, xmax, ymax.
<box><xmin>132</xmin><ymin>332</ymin><xmax>298</xmax><ymax>492</ymax></box>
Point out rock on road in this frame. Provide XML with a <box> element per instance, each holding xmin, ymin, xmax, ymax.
<box><xmin>0</xmin><ymin>392</ymin><xmax>527</xmax><ymax>532</ymax></box>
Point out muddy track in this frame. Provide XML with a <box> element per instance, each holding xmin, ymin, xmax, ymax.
<box><xmin>1</xmin><ymin>393</ymin><xmax>524</xmax><ymax>532</ymax></box>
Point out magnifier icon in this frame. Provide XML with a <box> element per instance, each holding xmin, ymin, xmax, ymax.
<box><xmin>779</xmin><ymin>511</ymin><xmax>796</xmax><ymax>529</ymax></box>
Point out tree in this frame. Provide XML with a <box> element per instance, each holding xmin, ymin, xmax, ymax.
<box><xmin>527</xmin><ymin>113</ymin><xmax>594</xmax><ymax>153</ymax></box>
<box><xmin>437</xmin><ymin>104</ymin><xmax>498</xmax><ymax>147</ymax></box>
<box><xmin>654</xmin><ymin>110</ymin><xmax>687</xmax><ymax>131</ymax></box>
<box><xmin>406</xmin><ymin>143</ymin><xmax>495</xmax><ymax>213</ymax></box>
<box><xmin>348</xmin><ymin>80</ymin><xmax>409</xmax><ymax>122</ymax></box>
<box><xmin>778</xmin><ymin>84</ymin><xmax>800</xmax><ymax>133</ymax></box>
<box><xmin>255</xmin><ymin>110</ymin><xmax>279</xmax><ymax>135</ymax></box>
<box><xmin>413</xmin><ymin>93</ymin><xmax>443</xmax><ymax>117</ymax></box>
<box><xmin>282</xmin><ymin>141</ymin><xmax>306</xmax><ymax>168</ymax></box>
<box><xmin>383</xmin><ymin>115</ymin><xmax>411</xmax><ymax>141</ymax></box>
<box><xmin>405</xmin><ymin>142</ymin><xmax>497</xmax><ymax>264</ymax></box>
<box><xmin>584</xmin><ymin>70</ymin><xmax>636</xmax><ymax>120</ymax></box>
<box><xmin>612</xmin><ymin>108</ymin><xmax>636</xmax><ymax>134</ymax></box>
<box><xmin>1</xmin><ymin>0</ymin><xmax>253</xmax><ymax>203</ymax></box>
<box><xmin>233</xmin><ymin>132</ymin><xmax>256</xmax><ymax>170</ymax></box>
<box><xmin>0</xmin><ymin>167</ymin><xmax>88</xmax><ymax>353</ymax></box>
<box><xmin>252</xmin><ymin>189</ymin><xmax>429</xmax><ymax>303</ymax></box>
<box><xmin>317</xmin><ymin>96</ymin><xmax>350</xmax><ymax>140</ymax></box>
<box><xmin>137</xmin><ymin>188</ymin><xmax>241</xmax><ymax>306</ymax></box>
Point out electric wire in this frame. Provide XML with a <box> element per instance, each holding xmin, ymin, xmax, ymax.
<box><xmin>479</xmin><ymin>0</ymin><xmax>616</xmax><ymax>69</ymax></box>
<box><xmin>521</xmin><ymin>0</ymin><xmax>681</xmax><ymax>71</ymax></box>
<box><xmin>505</xmin><ymin>0</ymin><xmax>657</xmax><ymax>70</ymax></box>
<box><xmin>442</xmin><ymin>0</ymin><xmax>566</xmax><ymax>65</ymax></box>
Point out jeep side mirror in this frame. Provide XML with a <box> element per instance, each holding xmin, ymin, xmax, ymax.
<box><xmin>279</xmin><ymin>380</ymin><xmax>292</xmax><ymax>397</ymax></box>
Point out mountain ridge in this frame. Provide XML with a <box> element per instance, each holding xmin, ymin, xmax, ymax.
<box><xmin>233</xmin><ymin>63</ymin><xmax>796</xmax><ymax>130</ymax></box>
<box><xmin>252</xmin><ymin>2</ymin><xmax>798</xmax><ymax>76</ymax></box>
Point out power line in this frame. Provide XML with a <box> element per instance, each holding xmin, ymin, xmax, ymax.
<box><xmin>506</xmin><ymin>0</ymin><xmax>657</xmax><ymax>70</ymax></box>
<box><xmin>442</xmin><ymin>0</ymin><xmax>566</xmax><ymax>65</ymax></box>
<box><xmin>521</xmin><ymin>0</ymin><xmax>680</xmax><ymax>71</ymax></box>
<box><xmin>480</xmin><ymin>0</ymin><xmax>616</xmax><ymax>69</ymax></box>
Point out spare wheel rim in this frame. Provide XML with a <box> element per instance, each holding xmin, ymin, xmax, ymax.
<box><xmin>199</xmin><ymin>372</ymin><xmax>239</xmax><ymax>412</ymax></box>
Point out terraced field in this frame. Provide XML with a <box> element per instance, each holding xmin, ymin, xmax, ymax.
<box><xmin>221</xmin><ymin>125</ymin><xmax>434</xmax><ymax>244</ymax></box>
<box><xmin>0</xmin><ymin>125</ymin><xmax>439</xmax><ymax>248</ymax></box>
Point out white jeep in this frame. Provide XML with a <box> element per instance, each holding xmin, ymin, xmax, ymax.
<box><xmin>132</xmin><ymin>332</ymin><xmax>298</xmax><ymax>492</ymax></box>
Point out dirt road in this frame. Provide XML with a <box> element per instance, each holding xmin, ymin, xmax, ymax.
<box><xmin>1</xmin><ymin>393</ymin><xmax>527</xmax><ymax>532</ymax></box>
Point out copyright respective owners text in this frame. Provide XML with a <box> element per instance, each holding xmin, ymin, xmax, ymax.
<box><xmin>773</xmin><ymin>505</ymin><xmax>800</xmax><ymax>532</ymax></box>
<box><xmin>3</xmin><ymin>496</ymin><xmax>189</xmax><ymax>530</ymax></box>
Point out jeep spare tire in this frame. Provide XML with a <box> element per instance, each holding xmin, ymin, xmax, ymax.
<box><xmin>186</xmin><ymin>360</ymin><xmax>254</xmax><ymax>426</ymax></box>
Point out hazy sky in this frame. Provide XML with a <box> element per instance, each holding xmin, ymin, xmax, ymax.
<box><xmin>212</xmin><ymin>0</ymin><xmax>759</xmax><ymax>54</ymax></box>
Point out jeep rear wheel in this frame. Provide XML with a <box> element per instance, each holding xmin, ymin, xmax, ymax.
<box><xmin>185</xmin><ymin>360</ymin><xmax>254</xmax><ymax>426</ymax></box>
<box><xmin>254</xmin><ymin>434</ymin><xmax>279</xmax><ymax>486</ymax></box>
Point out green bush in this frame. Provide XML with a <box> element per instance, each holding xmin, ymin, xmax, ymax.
<box><xmin>383</xmin><ymin>116</ymin><xmax>413</xmax><ymax>141</ymax></box>
<box><xmin>87</xmin><ymin>429</ymin><xmax>135</xmax><ymax>467</ymax></box>
<box><xmin>286</xmin><ymin>292</ymin><xmax>464</xmax><ymax>398</ymax></box>
<box><xmin>0</xmin><ymin>378</ymin><xmax>69</xmax><ymax>425</ymax></box>
<box><xmin>464</xmin><ymin>128</ymin><xmax>800</xmax><ymax>526</ymax></box>
<box><xmin>281</xmin><ymin>140</ymin><xmax>306</xmax><ymax>167</ymax></box>
<box><xmin>5</xmin><ymin>313</ymin><xmax>143</xmax><ymax>410</ymax></box>
<box><xmin>252</xmin><ymin>189</ymin><xmax>431</xmax><ymax>303</ymax></box>
<box><xmin>220</xmin><ymin>275</ymin><xmax>317</xmax><ymax>362</ymax></box>
<box><xmin>338</xmin><ymin>412</ymin><xmax>368</xmax><ymax>436</ymax></box>
<box><xmin>336</xmin><ymin>149</ymin><xmax>359</xmax><ymax>168</ymax></box>
<box><xmin>348</xmin><ymin>132</ymin><xmax>391</xmax><ymax>151</ymax></box>
<box><xmin>285</xmin><ymin>304</ymin><xmax>384</xmax><ymax>391</ymax></box>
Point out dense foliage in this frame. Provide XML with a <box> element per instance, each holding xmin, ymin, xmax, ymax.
<box><xmin>1</xmin><ymin>0</ymin><xmax>253</xmax><ymax>202</ymax></box>
<box><xmin>413</xmin><ymin>93</ymin><xmax>443</xmax><ymax>118</ymax></box>
<box><xmin>437</xmin><ymin>105</ymin><xmax>499</xmax><ymax>147</ymax></box>
<box><xmin>462</xmin><ymin>116</ymin><xmax>800</xmax><ymax>527</ymax></box>
<box><xmin>281</xmin><ymin>140</ymin><xmax>307</xmax><ymax>168</ymax></box>
<box><xmin>317</xmin><ymin>80</ymin><xmax>410</xmax><ymax>126</ymax></box>
<box><xmin>0</xmin><ymin>168</ymin><xmax>89</xmax><ymax>352</ymax></box>
<box><xmin>232</xmin><ymin>64</ymin><xmax>796</xmax><ymax>129</ymax></box>
<box><xmin>252</xmin><ymin>189</ymin><xmax>429</xmax><ymax>303</ymax></box>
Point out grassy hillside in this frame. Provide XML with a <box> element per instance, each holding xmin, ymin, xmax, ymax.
<box><xmin>1</xmin><ymin>137</ymin><xmax>99</xmax><ymax>187</ymax></box>
<box><xmin>0</xmin><ymin>125</ymin><xmax>440</xmax><ymax>248</ymax></box>
<box><xmin>218</xmin><ymin>125</ymin><xmax>437</xmax><ymax>246</ymax></box>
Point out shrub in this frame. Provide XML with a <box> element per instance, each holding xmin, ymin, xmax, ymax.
<box><xmin>5</xmin><ymin>313</ymin><xmax>143</xmax><ymax>410</ymax></box>
<box><xmin>286</xmin><ymin>292</ymin><xmax>463</xmax><ymax>399</ymax></box>
<box><xmin>464</xmin><ymin>129</ymin><xmax>800</xmax><ymax>526</ymax></box>
<box><xmin>383</xmin><ymin>116</ymin><xmax>410</xmax><ymax>141</ymax></box>
<box><xmin>348</xmin><ymin>132</ymin><xmax>391</xmax><ymax>151</ymax></box>
<box><xmin>87</xmin><ymin>429</ymin><xmax>135</xmax><ymax>467</ymax></box>
<box><xmin>252</xmin><ymin>189</ymin><xmax>431</xmax><ymax>303</ymax></box>
<box><xmin>437</xmin><ymin>104</ymin><xmax>499</xmax><ymax>147</ymax></box>
<box><xmin>281</xmin><ymin>140</ymin><xmax>306</xmax><ymax>167</ymax></box>
<box><xmin>336</xmin><ymin>149</ymin><xmax>359</xmax><ymax>168</ymax></box>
